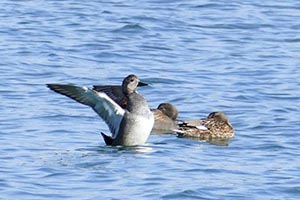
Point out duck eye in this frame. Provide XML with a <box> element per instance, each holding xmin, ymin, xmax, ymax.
<box><xmin>130</xmin><ymin>79</ymin><xmax>134</xmax><ymax>82</ymax></box>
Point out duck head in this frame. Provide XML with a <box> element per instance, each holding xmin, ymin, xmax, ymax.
<box><xmin>122</xmin><ymin>74</ymin><xmax>140</xmax><ymax>95</ymax></box>
<box><xmin>157</xmin><ymin>103</ymin><xmax>178</xmax><ymax>120</ymax></box>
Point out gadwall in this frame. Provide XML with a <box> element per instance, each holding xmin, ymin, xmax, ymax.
<box><xmin>174</xmin><ymin>112</ymin><xmax>234</xmax><ymax>139</ymax></box>
<box><xmin>47</xmin><ymin>74</ymin><xmax>154</xmax><ymax>146</ymax></box>
<box><xmin>93</xmin><ymin>84</ymin><xmax>178</xmax><ymax>131</ymax></box>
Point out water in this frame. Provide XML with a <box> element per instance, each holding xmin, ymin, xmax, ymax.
<box><xmin>1</xmin><ymin>0</ymin><xmax>300</xmax><ymax>199</ymax></box>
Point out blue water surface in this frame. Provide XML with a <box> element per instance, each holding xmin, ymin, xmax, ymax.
<box><xmin>0</xmin><ymin>0</ymin><xmax>300</xmax><ymax>199</ymax></box>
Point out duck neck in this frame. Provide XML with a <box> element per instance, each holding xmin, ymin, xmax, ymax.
<box><xmin>126</xmin><ymin>93</ymin><xmax>149</xmax><ymax>114</ymax></box>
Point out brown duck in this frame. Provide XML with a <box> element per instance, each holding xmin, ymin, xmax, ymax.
<box><xmin>175</xmin><ymin>112</ymin><xmax>234</xmax><ymax>139</ymax></box>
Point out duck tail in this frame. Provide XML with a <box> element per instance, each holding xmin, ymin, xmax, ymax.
<box><xmin>101</xmin><ymin>132</ymin><xmax>113</xmax><ymax>145</ymax></box>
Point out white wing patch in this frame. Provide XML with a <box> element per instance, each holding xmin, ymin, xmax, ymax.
<box><xmin>196</xmin><ymin>125</ymin><xmax>208</xmax><ymax>130</ymax></box>
<box><xmin>94</xmin><ymin>92</ymin><xmax>125</xmax><ymax>137</ymax></box>
<box><xmin>47</xmin><ymin>84</ymin><xmax>125</xmax><ymax>138</ymax></box>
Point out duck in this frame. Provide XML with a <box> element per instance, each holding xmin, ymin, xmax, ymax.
<box><xmin>174</xmin><ymin>112</ymin><xmax>234</xmax><ymax>139</ymax></box>
<box><xmin>47</xmin><ymin>74</ymin><xmax>154</xmax><ymax>146</ymax></box>
<box><xmin>151</xmin><ymin>103</ymin><xmax>178</xmax><ymax>131</ymax></box>
<box><xmin>93</xmin><ymin>81</ymin><xmax>148</xmax><ymax>108</ymax></box>
<box><xmin>93</xmin><ymin>84</ymin><xmax>179</xmax><ymax>132</ymax></box>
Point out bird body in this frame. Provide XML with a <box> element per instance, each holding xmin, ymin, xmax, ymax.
<box><xmin>47</xmin><ymin>74</ymin><xmax>154</xmax><ymax>146</ymax></box>
<box><xmin>175</xmin><ymin>112</ymin><xmax>234</xmax><ymax>139</ymax></box>
<box><xmin>93</xmin><ymin>85</ymin><xmax>178</xmax><ymax>132</ymax></box>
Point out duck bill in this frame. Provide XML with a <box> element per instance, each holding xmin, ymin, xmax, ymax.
<box><xmin>138</xmin><ymin>81</ymin><xmax>148</xmax><ymax>87</ymax></box>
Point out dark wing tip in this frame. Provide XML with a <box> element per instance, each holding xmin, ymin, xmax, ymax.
<box><xmin>101</xmin><ymin>132</ymin><xmax>114</xmax><ymax>145</ymax></box>
<box><xmin>46</xmin><ymin>83</ymin><xmax>93</xmax><ymax>106</ymax></box>
<box><xmin>46</xmin><ymin>83</ymin><xmax>54</xmax><ymax>89</ymax></box>
<box><xmin>46</xmin><ymin>83</ymin><xmax>68</xmax><ymax>94</ymax></box>
<box><xmin>46</xmin><ymin>83</ymin><xmax>71</xmax><ymax>91</ymax></box>
<box><xmin>46</xmin><ymin>83</ymin><xmax>61</xmax><ymax>92</ymax></box>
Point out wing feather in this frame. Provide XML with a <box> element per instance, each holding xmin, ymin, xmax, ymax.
<box><xmin>47</xmin><ymin>84</ymin><xmax>124</xmax><ymax>137</ymax></box>
<box><xmin>92</xmin><ymin>85</ymin><xmax>124</xmax><ymax>103</ymax></box>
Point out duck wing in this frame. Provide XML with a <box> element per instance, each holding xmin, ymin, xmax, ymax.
<box><xmin>92</xmin><ymin>85</ymin><xmax>124</xmax><ymax>104</ymax></box>
<box><xmin>47</xmin><ymin>84</ymin><xmax>125</xmax><ymax>138</ymax></box>
<box><xmin>178</xmin><ymin>118</ymin><xmax>208</xmax><ymax>130</ymax></box>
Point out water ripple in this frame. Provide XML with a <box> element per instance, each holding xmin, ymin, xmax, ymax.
<box><xmin>1</xmin><ymin>0</ymin><xmax>300</xmax><ymax>199</ymax></box>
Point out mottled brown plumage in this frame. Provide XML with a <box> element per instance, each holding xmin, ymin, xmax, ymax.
<box><xmin>175</xmin><ymin>112</ymin><xmax>234</xmax><ymax>139</ymax></box>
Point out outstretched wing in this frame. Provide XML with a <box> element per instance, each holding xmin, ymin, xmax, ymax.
<box><xmin>93</xmin><ymin>82</ymin><xmax>148</xmax><ymax>108</ymax></box>
<box><xmin>92</xmin><ymin>85</ymin><xmax>124</xmax><ymax>102</ymax></box>
<box><xmin>47</xmin><ymin>84</ymin><xmax>125</xmax><ymax>138</ymax></box>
